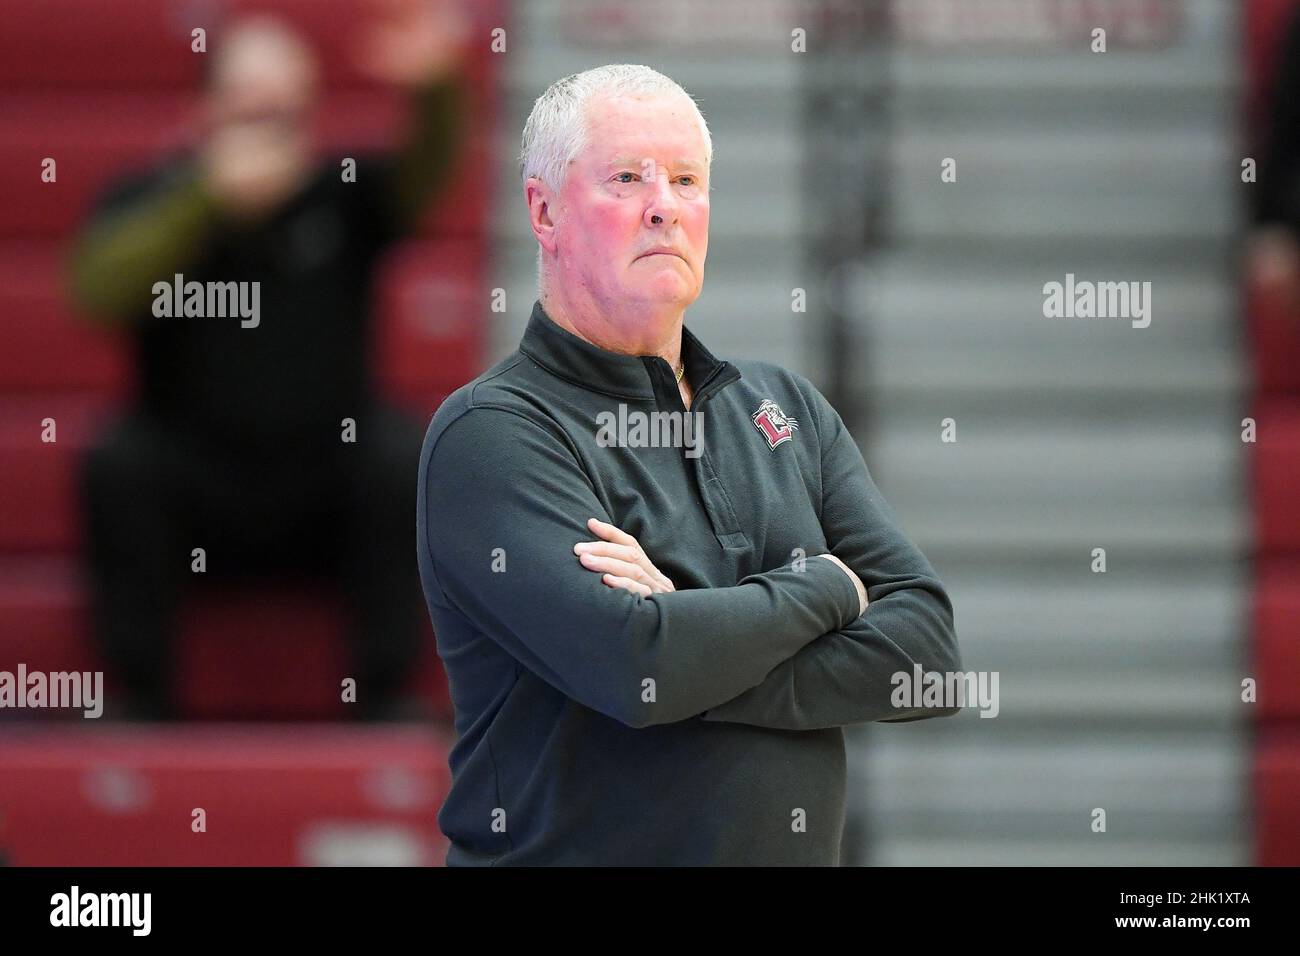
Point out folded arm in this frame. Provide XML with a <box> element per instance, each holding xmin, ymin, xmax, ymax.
<box><xmin>700</xmin><ymin>385</ymin><xmax>961</xmax><ymax>731</ymax></box>
<box><xmin>420</xmin><ymin>406</ymin><xmax>865</xmax><ymax>729</ymax></box>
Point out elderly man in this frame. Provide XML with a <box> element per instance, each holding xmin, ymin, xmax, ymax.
<box><xmin>417</xmin><ymin>64</ymin><xmax>960</xmax><ymax>866</ymax></box>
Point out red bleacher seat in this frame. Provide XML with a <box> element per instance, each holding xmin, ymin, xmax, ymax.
<box><xmin>0</xmin><ymin>555</ymin><xmax>451</xmax><ymax>722</ymax></box>
<box><xmin>0</xmin><ymin>242</ymin><xmax>129</xmax><ymax>393</ymax></box>
<box><xmin>0</xmin><ymin>726</ymin><xmax>452</xmax><ymax>865</ymax></box>
<box><xmin>180</xmin><ymin>584</ymin><xmax>449</xmax><ymax>720</ymax></box>
<box><xmin>1244</xmin><ymin>285</ymin><xmax>1300</xmax><ymax>398</ymax></box>
<box><xmin>375</xmin><ymin>238</ymin><xmax>488</xmax><ymax>406</ymax></box>
<box><xmin>0</xmin><ymin>95</ymin><xmax>194</xmax><ymax>238</ymax></box>
<box><xmin>1251</xmin><ymin>559</ymin><xmax>1300</xmax><ymax>720</ymax></box>
<box><xmin>0</xmin><ymin>0</ymin><xmax>503</xmax><ymax>93</ymax></box>
<box><xmin>0</xmin><ymin>556</ymin><xmax>95</xmax><ymax>677</ymax></box>
<box><xmin>1249</xmin><ymin>398</ymin><xmax>1300</xmax><ymax>555</ymax></box>
<box><xmin>1256</xmin><ymin>726</ymin><xmax>1300</xmax><ymax>866</ymax></box>
<box><xmin>0</xmin><ymin>1</ymin><xmax>200</xmax><ymax>91</ymax></box>
<box><xmin>0</xmin><ymin>394</ymin><xmax>107</xmax><ymax>552</ymax></box>
<box><xmin>1246</xmin><ymin>0</ymin><xmax>1300</xmax><ymax>867</ymax></box>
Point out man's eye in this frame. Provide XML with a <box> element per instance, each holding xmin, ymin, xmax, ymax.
<box><xmin>614</xmin><ymin>172</ymin><xmax>638</xmax><ymax>183</ymax></box>
<box><xmin>677</xmin><ymin>176</ymin><xmax>696</xmax><ymax>186</ymax></box>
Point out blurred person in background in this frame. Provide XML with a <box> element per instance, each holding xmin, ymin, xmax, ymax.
<box><xmin>66</xmin><ymin>0</ymin><xmax>468</xmax><ymax>720</ymax></box>
<box><xmin>1250</xmin><ymin>1</ymin><xmax>1300</xmax><ymax>310</ymax></box>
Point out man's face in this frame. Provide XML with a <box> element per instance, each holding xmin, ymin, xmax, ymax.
<box><xmin>549</xmin><ymin>92</ymin><xmax>710</xmax><ymax>337</ymax></box>
<box><xmin>206</xmin><ymin>27</ymin><xmax>318</xmax><ymax>147</ymax></box>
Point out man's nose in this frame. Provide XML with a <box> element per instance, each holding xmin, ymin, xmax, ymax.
<box><xmin>644</xmin><ymin>169</ymin><xmax>680</xmax><ymax>226</ymax></box>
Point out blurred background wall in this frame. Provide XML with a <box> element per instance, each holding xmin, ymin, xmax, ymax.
<box><xmin>0</xmin><ymin>0</ymin><xmax>1295</xmax><ymax>866</ymax></box>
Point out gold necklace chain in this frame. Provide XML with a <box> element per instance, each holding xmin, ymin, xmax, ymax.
<box><xmin>674</xmin><ymin>361</ymin><xmax>685</xmax><ymax>383</ymax></box>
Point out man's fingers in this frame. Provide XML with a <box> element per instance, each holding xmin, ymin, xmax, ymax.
<box><xmin>587</xmin><ymin>517</ymin><xmax>638</xmax><ymax>548</ymax></box>
<box><xmin>574</xmin><ymin>541</ymin><xmax>654</xmax><ymax>578</ymax></box>
<box><xmin>584</xmin><ymin>520</ymin><xmax>650</xmax><ymax>571</ymax></box>
<box><xmin>579</xmin><ymin>553</ymin><xmax>647</xmax><ymax>583</ymax></box>
<box><xmin>580</xmin><ymin>520</ymin><xmax>675</xmax><ymax>592</ymax></box>
<box><xmin>601</xmin><ymin>573</ymin><xmax>651</xmax><ymax>597</ymax></box>
<box><xmin>573</xmin><ymin>541</ymin><xmax>637</xmax><ymax>562</ymax></box>
<box><xmin>575</xmin><ymin>541</ymin><xmax>673</xmax><ymax>588</ymax></box>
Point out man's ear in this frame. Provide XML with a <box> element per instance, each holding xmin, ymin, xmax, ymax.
<box><xmin>526</xmin><ymin>177</ymin><xmax>558</xmax><ymax>255</ymax></box>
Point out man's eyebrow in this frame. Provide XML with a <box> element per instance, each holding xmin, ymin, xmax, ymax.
<box><xmin>606</xmin><ymin>157</ymin><xmax>706</xmax><ymax>172</ymax></box>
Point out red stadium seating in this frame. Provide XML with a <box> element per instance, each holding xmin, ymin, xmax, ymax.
<box><xmin>180</xmin><ymin>586</ymin><xmax>450</xmax><ymax>721</ymax></box>
<box><xmin>1248</xmin><ymin>398</ymin><xmax>1300</xmax><ymax>555</ymax></box>
<box><xmin>0</xmin><ymin>95</ymin><xmax>195</xmax><ymax>238</ymax></box>
<box><xmin>0</xmin><ymin>394</ymin><xmax>108</xmax><ymax>552</ymax></box>
<box><xmin>1246</xmin><ymin>0</ymin><xmax>1300</xmax><ymax>867</ymax></box>
<box><xmin>1255</xmin><ymin>726</ymin><xmax>1300</xmax><ymax>866</ymax></box>
<box><xmin>0</xmin><ymin>243</ymin><xmax>129</xmax><ymax>393</ymax></box>
<box><xmin>0</xmin><ymin>0</ymin><xmax>500</xmax><ymax>93</ymax></box>
<box><xmin>0</xmin><ymin>557</ymin><xmax>99</xmax><ymax>688</ymax></box>
<box><xmin>0</xmin><ymin>555</ymin><xmax>451</xmax><ymax>722</ymax></box>
<box><xmin>0</xmin><ymin>0</ymin><xmax>499</xmax><ymax>741</ymax></box>
<box><xmin>374</xmin><ymin>238</ymin><xmax>488</xmax><ymax>406</ymax></box>
<box><xmin>1251</xmin><ymin>559</ymin><xmax>1300</xmax><ymax>721</ymax></box>
<box><xmin>1244</xmin><ymin>286</ymin><xmax>1300</xmax><ymax>398</ymax></box>
<box><xmin>0</xmin><ymin>1</ymin><xmax>203</xmax><ymax>91</ymax></box>
<box><xmin>0</xmin><ymin>726</ymin><xmax>452</xmax><ymax>865</ymax></box>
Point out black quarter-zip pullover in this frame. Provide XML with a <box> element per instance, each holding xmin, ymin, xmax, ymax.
<box><xmin>417</xmin><ymin>299</ymin><xmax>960</xmax><ymax>866</ymax></box>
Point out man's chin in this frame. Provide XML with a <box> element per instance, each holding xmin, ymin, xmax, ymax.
<box><xmin>625</xmin><ymin>279</ymin><xmax>699</xmax><ymax>309</ymax></box>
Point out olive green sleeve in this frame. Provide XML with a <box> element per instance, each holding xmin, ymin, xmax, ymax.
<box><xmin>383</xmin><ymin>72</ymin><xmax>468</xmax><ymax>235</ymax></box>
<box><xmin>66</xmin><ymin>166</ymin><xmax>222</xmax><ymax>325</ymax></box>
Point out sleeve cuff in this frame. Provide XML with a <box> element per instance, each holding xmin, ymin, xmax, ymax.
<box><xmin>812</xmin><ymin>555</ymin><xmax>863</xmax><ymax>630</ymax></box>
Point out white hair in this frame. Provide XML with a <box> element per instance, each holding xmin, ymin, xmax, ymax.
<box><xmin>520</xmin><ymin>64</ymin><xmax>712</xmax><ymax>190</ymax></box>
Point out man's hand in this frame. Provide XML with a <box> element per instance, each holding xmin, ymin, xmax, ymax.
<box><xmin>574</xmin><ymin>518</ymin><xmax>676</xmax><ymax>597</ymax></box>
<box><xmin>352</xmin><ymin>0</ymin><xmax>470</xmax><ymax>87</ymax></box>
<box><xmin>573</xmin><ymin>518</ymin><xmax>868</xmax><ymax>620</ymax></box>
<box><xmin>816</xmin><ymin>553</ymin><xmax>869</xmax><ymax>618</ymax></box>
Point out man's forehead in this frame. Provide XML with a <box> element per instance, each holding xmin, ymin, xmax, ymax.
<box><xmin>604</xmin><ymin>155</ymin><xmax>705</xmax><ymax>170</ymax></box>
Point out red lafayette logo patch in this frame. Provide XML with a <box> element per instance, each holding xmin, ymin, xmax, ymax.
<box><xmin>752</xmin><ymin>399</ymin><xmax>799</xmax><ymax>449</ymax></box>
